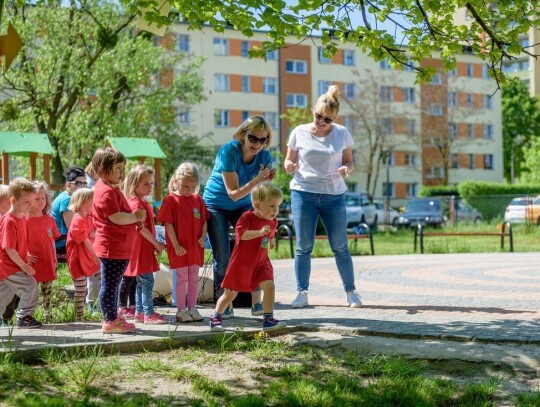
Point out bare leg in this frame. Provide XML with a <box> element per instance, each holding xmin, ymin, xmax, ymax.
<box><xmin>259</xmin><ymin>280</ymin><xmax>275</xmax><ymax>314</ymax></box>
<box><xmin>215</xmin><ymin>289</ymin><xmax>238</xmax><ymax>314</ymax></box>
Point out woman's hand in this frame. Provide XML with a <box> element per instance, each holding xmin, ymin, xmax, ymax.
<box><xmin>255</xmin><ymin>164</ymin><xmax>274</xmax><ymax>183</ymax></box>
<box><xmin>338</xmin><ymin>166</ymin><xmax>350</xmax><ymax>178</ymax></box>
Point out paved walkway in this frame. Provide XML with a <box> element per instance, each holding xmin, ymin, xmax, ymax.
<box><xmin>1</xmin><ymin>252</ymin><xmax>539</xmax><ymax>363</ymax></box>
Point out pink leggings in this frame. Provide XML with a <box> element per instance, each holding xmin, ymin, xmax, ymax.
<box><xmin>175</xmin><ymin>265</ymin><xmax>199</xmax><ymax>309</ymax></box>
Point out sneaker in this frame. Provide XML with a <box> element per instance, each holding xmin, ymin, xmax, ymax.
<box><xmin>1</xmin><ymin>318</ymin><xmax>10</xmax><ymax>327</ymax></box>
<box><xmin>222</xmin><ymin>305</ymin><xmax>234</xmax><ymax>320</ymax></box>
<box><xmin>144</xmin><ymin>312</ymin><xmax>168</xmax><ymax>325</ymax></box>
<box><xmin>251</xmin><ymin>302</ymin><xmax>264</xmax><ymax>316</ymax></box>
<box><xmin>102</xmin><ymin>316</ymin><xmax>136</xmax><ymax>333</ymax></box>
<box><xmin>291</xmin><ymin>291</ymin><xmax>308</xmax><ymax>308</ymax></box>
<box><xmin>209</xmin><ymin>315</ymin><xmax>224</xmax><ymax>331</ymax></box>
<box><xmin>118</xmin><ymin>306</ymin><xmax>135</xmax><ymax>319</ymax></box>
<box><xmin>263</xmin><ymin>316</ymin><xmax>286</xmax><ymax>331</ymax></box>
<box><xmin>176</xmin><ymin>309</ymin><xmax>194</xmax><ymax>323</ymax></box>
<box><xmin>134</xmin><ymin>311</ymin><xmax>145</xmax><ymax>323</ymax></box>
<box><xmin>188</xmin><ymin>308</ymin><xmax>204</xmax><ymax>322</ymax></box>
<box><xmin>346</xmin><ymin>290</ymin><xmax>362</xmax><ymax>308</ymax></box>
<box><xmin>16</xmin><ymin>315</ymin><xmax>43</xmax><ymax>329</ymax></box>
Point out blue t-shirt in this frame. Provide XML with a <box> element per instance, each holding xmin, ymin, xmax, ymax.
<box><xmin>51</xmin><ymin>190</ymin><xmax>71</xmax><ymax>247</ymax></box>
<box><xmin>203</xmin><ymin>140</ymin><xmax>272</xmax><ymax>211</ymax></box>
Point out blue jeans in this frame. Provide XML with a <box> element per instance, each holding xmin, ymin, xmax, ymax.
<box><xmin>206</xmin><ymin>205</ymin><xmax>251</xmax><ymax>300</ymax></box>
<box><xmin>136</xmin><ymin>273</ymin><xmax>155</xmax><ymax>316</ymax></box>
<box><xmin>291</xmin><ymin>190</ymin><xmax>356</xmax><ymax>292</ymax></box>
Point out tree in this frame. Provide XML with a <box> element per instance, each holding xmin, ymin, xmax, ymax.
<box><xmin>131</xmin><ymin>0</ymin><xmax>539</xmax><ymax>86</ymax></box>
<box><xmin>502</xmin><ymin>80</ymin><xmax>540</xmax><ymax>183</ymax></box>
<box><xmin>0</xmin><ymin>0</ymin><xmax>211</xmax><ymax>184</ymax></box>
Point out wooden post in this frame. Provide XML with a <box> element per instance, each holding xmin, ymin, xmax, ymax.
<box><xmin>2</xmin><ymin>153</ymin><xmax>9</xmax><ymax>184</ymax></box>
<box><xmin>30</xmin><ymin>152</ymin><xmax>37</xmax><ymax>180</ymax></box>
<box><xmin>154</xmin><ymin>158</ymin><xmax>162</xmax><ymax>201</ymax></box>
<box><xmin>43</xmin><ymin>155</ymin><xmax>51</xmax><ymax>185</ymax></box>
<box><xmin>138</xmin><ymin>156</ymin><xmax>145</xmax><ymax>164</ymax></box>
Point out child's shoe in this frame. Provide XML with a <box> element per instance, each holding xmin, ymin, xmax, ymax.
<box><xmin>102</xmin><ymin>316</ymin><xmax>136</xmax><ymax>333</ymax></box>
<box><xmin>222</xmin><ymin>305</ymin><xmax>234</xmax><ymax>320</ymax></box>
<box><xmin>144</xmin><ymin>312</ymin><xmax>167</xmax><ymax>325</ymax></box>
<box><xmin>134</xmin><ymin>312</ymin><xmax>145</xmax><ymax>323</ymax></box>
<box><xmin>176</xmin><ymin>309</ymin><xmax>193</xmax><ymax>323</ymax></box>
<box><xmin>118</xmin><ymin>306</ymin><xmax>135</xmax><ymax>319</ymax></box>
<box><xmin>262</xmin><ymin>316</ymin><xmax>286</xmax><ymax>331</ymax></box>
<box><xmin>188</xmin><ymin>308</ymin><xmax>204</xmax><ymax>321</ymax></box>
<box><xmin>16</xmin><ymin>315</ymin><xmax>43</xmax><ymax>329</ymax></box>
<box><xmin>209</xmin><ymin>315</ymin><xmax>224</xmax><ymax>331</ymax></box>
<box><xmin>251</xmin><ymin>302</ymin><xmax>264</xmax><ymax>316</ymax></box>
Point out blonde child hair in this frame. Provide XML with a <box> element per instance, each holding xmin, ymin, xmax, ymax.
<box><xmin>31</xmin><ymin>181</ymin><xmax>53</xmax><ymax>215</ymax></box>
<box><xmin>251</xmin><ymin>182</ymin><xmax>283</xmax><ymax>204</ymax></box>
<box><xmin>68</xmin><ymin>188</ymin><xmax>94</xmax><ymax>212</ymax></box>
<box><xmin>8</xmin><ymin>177</ymin><xmax>36</xmax><ymax>199</ymax></box>
<box><xmin>169</xmin><ymin>162</ymin><xmax>200</xmax><ymax>194</ymax></box>
<box><xmin>0</xmin><ymin>185</ymin><xmax>8</xmax><ymax>200</ymax></box>
<box><xmin>123</xmin><ymin>164</ymin><xmax>155</xmax><ymax>199</ymax></box>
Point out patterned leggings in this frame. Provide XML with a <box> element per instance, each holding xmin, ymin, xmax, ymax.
<box><xmin>40</xmin><ymin>281</ymin><xmax>53</xmax><ymax>319</ymax></box>
<box><xmin>99</xmin><ymin>258</ymin><xmax>129</xmax><ymax>322</ymax></box>
<box><xmin>73</xmin><ymin>273</ymin><xmax>101</xmax><ymax>320</ymax></box>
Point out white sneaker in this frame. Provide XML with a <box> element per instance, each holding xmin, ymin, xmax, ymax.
<box><xmin>188</xmin><ymin>307</ymin><xmax>204</xmax><ymax>322</ymax></box>
<box><xmin>176</xmin><ymin>309</ymin><xmax>194</xmax><ymax>323</ymax></box>
<box><xmin>291</xmin><ymin>291</ymin><xmax>308</xmax><ymax>308</ymax></box>
<box><xmin>346</xmin><ymin>291</ymin><xmax>362</xmax><ymax>308</ymax></box>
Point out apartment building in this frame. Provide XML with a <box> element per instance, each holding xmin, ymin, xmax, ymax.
<box><xmin>166</xmin><ymin>23</ymin><xmax>503</xmax><ymax>200</ymax></box>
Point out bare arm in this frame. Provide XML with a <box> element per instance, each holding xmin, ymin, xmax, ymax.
<box><xmin>63</xmin><ymin>210</ymin><xmax>75</xmax><ymax>229</ymax></box>
<box><xmin>108</xmin><ymin>209</ymin><xmax>145</xmax><ymax>225</ymax></box>
<box><xmin>222</xmin><ymin>164</ymin><xmax>273</xmax><ymax>202</ymax></box>
<box><xmin>197</xmin><ymin>221</ymin><xmax>208</xmax><ymax>247</ymax></box>
<box><xmin>240</xmin><ymin>225</ymin><xmax>271</xmax><ymax>241</ymax></box>
<box><xmin>338</xmin><ymin>147</ymin><xmax>354</xmax><ymax>177</ymax></box>
<box><xmin>165</xmin><ymin>223</ymin><xmax>185</xmax><ymax>256</ymax></box>
<box><xmin>83</xmin><ymin>238</ymin><xmax>100</xmax><ymax>265</ymax></box>
<box><xmin>284</xmin><ymin>148</ymin><xmax>298</xmax><ymax>174</ymax></box>
<box><xmin>140</xmin><ymin>226</ymin><xmax>166</xmax><ymax>251</ymax></box>
<box><xmin>5</xmin><ymin>247</ymin><xmax>35</xmax><ymax>275</ymax></box>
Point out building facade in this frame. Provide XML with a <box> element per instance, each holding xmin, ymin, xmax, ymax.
<box><xmin>165</xmin><ymin>23</ymin><xmax>503</xmax><ymax>201</ymax></box>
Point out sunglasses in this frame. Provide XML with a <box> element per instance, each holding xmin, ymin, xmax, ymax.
<box><xmin>246</xmin><ymin>134</ymin><xmax>269</xmax><ymax>145</ymax></box>
<box><xmin>314</xmin><ymin>113</ymin><xmax>335</xmax><ymax>124</ymax></box>
<box><xmin>70</xmin><ymin>181</ymin><xmax>88</xmax><ymax>187</ymax></box>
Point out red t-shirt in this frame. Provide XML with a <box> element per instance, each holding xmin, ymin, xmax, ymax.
<box><xmin>157</xmin><ymin>193</ymin><xmax>209</xmax><ymax>269</ymax></box>
<box><xmin>0</xmin><ymin>213</ymin><xmax>29</xmax><ymax>281</ymax></box>
<box><xmin>92</xmin><ymin>181</ymin><xmax>136</xmax><ymax>259</ymax></box>
<box><xmin>125</xmin><ymin>198</ymin><xmax>159</xmax><ymax>276</ymax></box>
<box><xmin>67</xmin><ymin>214</ymin><xmax>100</xmax><ymax>279</ymax></box>
<box><xmin>27</xmin><ymin>215</ymin><xmax>61</xmax><ymax>283</ymax></box>
<box><xmin>221</xmin><ymin>210</ymin><xmax>276</xmax><ymax>292</ymax></box>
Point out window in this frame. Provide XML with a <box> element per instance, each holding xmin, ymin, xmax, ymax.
<box><xmin>213</xmin><ymin>38</ymin><xmax>229</xmax><ymax>55</ymax></box>
<box><xmin>380</xmin><ymin>86</ymin><xmax>394</xmax><ymax>102</ymax></box>
<box><xmin>450</xmin><ymin>153</ymin><xmax>459</xmax><ymax>169</ymax></box>
<box><xmin>286</xmin><ymin>60</ymin><xmax>307</xmax><ymax>74</ymax></box>
<box><xmin>482</xmin><ymin>65</ymin><xmax>490</xmax><ymax>79</ymax></box>
<box><xmin>428</xmin><ymin>103</ymin><xmax>443</xmax><ymax>116</ymax></box>
<box><xmin>286</xmin><ymin>93</ymin><xmax>308</xmax><ymax>107</ymax></box>
<box><xmin>241</xmin><ymin>41</ymin><xmax>249</xmax><ymax>57</ymax></box>
<box><xmin>468</xmin><ymin>154</ymin><xmax>475</xmax><ymax>169</ymax></box>
<box><xmin>318</xmin><ymin>47</ymin><xmax>331</xmax><ymax>63</ymax></box>
<box><xmin>448</xmin><ymin>68</ymin><xmax>458</xmax><ymax>77</ymax></box>
<box><xmin>405</xmin><ymin>153</ymin><xmax>416</xmax><ymax>166</ymax></box>
<box><xmin>468</xmin><ymin>124</ymin><xmax>475</xmax><ymax>139</ymax></box>
<box><xmin>483</xmin><ymin>95</ymin><xmax>493</xmax><ymax>109</ymax></box>
<box><xmin>214</xmin><ymin>74</ymin><xmax>229</xmax><ymax>92</ymax></box>
<box><xmin>427</xmin><ymin>166</ymin><xmax>444</xmax><ymax>179</ymax></box>
<box><xmin>428</xmin><ymin>135</ymin><xmax>444</xmax><ymax>147</ymax></box>
<box><xmin>484</xmin><ymin>154</ymin><xmax>494</xmax><ymax>170</ymax></box>
<box><xmin>407</xmin><ymin>183</ymin><xmax>418</xmax><ymax>197</ymax></box>
<box><xmin>384</xmin><ymin>153</ymin><xmax>395</xmax><ymax>166</ymax></box>
<box><xmin>466</xmin><ymin>63</ymin><xmax>474</xmax><ymax>77</ymax></box>
<box><xmin>483</xmin><ymin>124</ymin><xmax>493</xmax><ymax>139</ymax></box>
<box><xmin>520</xmin><ymin>37</ymin><xmax>529</xmax><ymax>47</ymax></box>
<box><xmin>318</xmin><ymin>80</ymin><xmax>332</xmax><ymax>96</ymax></box>
<box><xmin>175</xmin><ymin>107</ymin><xmax>190</xmax><ymax>126</ymax></box>
<box><xmin>404</xmin><ymin>119</ymin><xmax>416</xmax><ymax>136</ymax></box>
<box><xmin>241</xmin><ymin>76</ymin><xmax>250</xmax><ymax>92</ymax></box>
<box><xmin>403</xmin><ymin>88</ymin><xmax>415</xmax><ymax>103</ymax></box>
<box><xmin>431</xmin><ymin>73</ymin><xmax>442</xmax><ymax>85</ymax></box>
<box><xmin>263</xmin><ymin>112</ymin><xmax>278</xmax><ymax>129</ymax></box>
<box><xmin>215</xmin><ymin>109</ymin><xmax>230</xmax><ymax>127</ymax></box>
<box><xmin>380</xmin><ymin>58</ymin><xmax>392</xmax><ymax>70</ymax></box>
<box><xmin>175</xmin><ymin>34</ymin><xmax>189</xmax><ymax>52</ymax></box>
<box><xmin>343</xmin><ymin>50</ymin><xmax>355</xmax><ymax>66</ymax></box>
<box><xmin>448</xmin><ymin>122</ymin><xmax>458</xmax><ymax>138</ymax></box>
<box><xmin>344</xmin><ymin>83</ymin><xmax>356</xmax><ymax>99</ymax></box>
<box><xmin>447</xmin><ymin>92</ymin><xmax>458</xmax><ymax>107</ymax></box>
<box><xmin>467</xmin><ymin>93</ymin><xmax>474</xmax><ymax>108</ymax></box>
<box><xmin>241</xmin><ymin>111</ymin><xmax>250</xmax><ymax>122</ymax></box>
<box><xmin>382</xmin><ymin>183</ymin><xmax>395</xmax><ymax>198</ymax></box>
<box><xmin>266</xmin><ymin>49</ymin><xmax>277</xmax><ymax>60</ymax></box>
<box><xmin>380</xmin><ymin>118</ymin><xmax>394</xmax><ymax>134</ymax></box>
<box><xmin>263</xmin><ymin>77</ymin><xmax>277</xmax><ymax>94</ymax></box>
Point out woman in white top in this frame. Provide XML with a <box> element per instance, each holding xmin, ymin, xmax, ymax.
<box><xmin>284</xmin><ymin>85</ymin><xmax>362</xmax><ymax>309</ymax></box>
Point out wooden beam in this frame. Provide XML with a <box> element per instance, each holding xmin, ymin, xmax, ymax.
<box><xmin>154</xmin><ymin>158</ymin><xmax>162</xmax><ymax>201</ymax></box>
<box><xmin>2</xmin><ymin>153</ymin><xmax>9</xmax><ymax>185</ymax></box>
<box><xmin>43</xmin><ymin>155</ymin><xmax>51</xmax><ymax>185</ymax></box>
<box><xmin>138</xmin><ymin>156</ymin><xmax>145</xmax><ymax>164</ymax></box>
<box><xmin>30</xmin><ymin>152</ymin><xmax>37</xmax><ymax>180</ymax></box>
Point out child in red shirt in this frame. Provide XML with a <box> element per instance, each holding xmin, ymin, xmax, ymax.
<box><xmin>66</xmin><ymin>188</ymin><xmax>101</xmax><ymax>321</ymax></box>
<box><xmin>27</xmin><ymin>181</ymin><xmax>61</xmax><ymax>321</ymax></box>
<box><xmin>122</xmin><ymin>164</ymin><xmax>167</xmax><ymax>324</ymax></box>
<box><xmin>209</xmin><ymin>182</ymin><xmax>286</xmax><ymax>332</ymax></box>
<box><xmin>91</xmin><ymin>147</ymin><xmax>145</xmax><ymax>334</ymax></box>
<box><xmin>0</xmin><ymin>178</ymin><xmax>42</xmax><ymax>329</ymax></box>
<box><xmin>158</xmin><ymin>162</ymin><xmax>209</xmax><ymax>323</ymax></box>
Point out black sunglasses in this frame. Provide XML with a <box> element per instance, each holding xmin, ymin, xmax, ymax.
<box><xmin>246</xmin><ymin>134</ymin><xmax>269</xmax><ymax>145</ymax></box>
<box><xmin>70</xmin><ymin>181</ymin><xmax>88</xmax><ymax>187</ymax></box>
<box><xmin>314</xmin><ymin>113</ymin><xmax>335</xmax><ymax>124</ymax></box>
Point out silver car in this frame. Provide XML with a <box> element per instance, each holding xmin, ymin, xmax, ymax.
<box><xmin>345</xmin><ymin>192</ymin><xmax>377</xmax><ymax>227</ymax></box>
<box><xmin>454</xmin><ymin>201</ymin><xmax>483</xmax><ymax>224</ymax></box>
<box><xmin>504</xmin><ymin>197</ymin><xmax>529</xmax><ymax>224</ymax></box>
<box><xmin>373</xmin><ymin>200</ymin><xmax>400</xmax><ymax>226</ymax></box>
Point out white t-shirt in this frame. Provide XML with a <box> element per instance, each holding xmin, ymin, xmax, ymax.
<box><xmin>287</xmin><ymin>123</ymin><xmax>354</xmax><ymax>195</ymax></box>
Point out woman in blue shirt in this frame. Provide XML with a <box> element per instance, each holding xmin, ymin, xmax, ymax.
<box><xmin>203</xmin><ymin>116</ymin><xmax>275</xmax><ymax>316</ymax></box>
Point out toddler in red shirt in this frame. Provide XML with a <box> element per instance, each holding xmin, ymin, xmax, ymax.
<box><xmin>157</xmin><ymin>162</ymin><xmax>209</xmax><ymax>323</ymax></box>
<box><xmin>0</xmin><ymin>178</ymin><xmax>42</xmax><ymax>329</ymax></box>
<box><xmin>66</xmin><ymin>188</ymin><xmax>101</xmax><ymax>321</ymax></box>
<box><xmin>209</xmin><ymin>182</ymin><xmax>286</xmax><ymax>332</ymax></box>
<box><xmin>122</xmin><ymin>164</ymin><xmax>167</xmax><ymax>325</ymax></box>
<box><xmin>27</xmin><ymin>181</ymin><xmax>61</xmax><ymax>321</ymax></box>
<box><xmin>91</xmin><ymin>147</ymin><xmax>145</xmax><ymax>334</ymax></box>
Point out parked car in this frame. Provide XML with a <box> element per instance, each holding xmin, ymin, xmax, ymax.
<box><xmin>504</xmin><ymin>196</ymin><xmax>540</xmax><ymax>224</ymax></box>
<box><xmin>345</xmin><ymin>192</ymin><xmax>377</xmax><ymax>228</ymax></box>
<box><xmin>397</xmin><ymin>198</ymin><xmax>446</xmax><ymax>228</ymax></box>
<box><xmin>373</xmin><ymin>200</ymin><xmax>400</xmax><ymax>226</ymax></box>
<box><xmin>454</xmin><ymin>201</ymin><xmax>483</xmax><ymax>224</ymax></box>
<box><xmin>525</xmin><ymin>196</ymin><xmax>540</xmax><ymax>224</ymax></box>
<box><xmin>277</xmin><ymin>201</ymin><xmax>293</xmax><ymax>227</ymax></box>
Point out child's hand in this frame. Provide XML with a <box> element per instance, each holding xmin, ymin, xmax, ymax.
<box><xmin>269</xmin><ymin>239</ymin><xmax>275</xmax><ymax>250</ymax></box>
<box><xmin>155</xmin><ymin>242</ymin><xmax>166</xmax><ymax>252</ymax></box>
<box><xmin>174</xmin><ymin>244</ymin><xmax>186</xmax><ymax>256</ymax></box>
<box><xmin>197</xmin><ymin>236</ymin><xmax>205</xmax><ymax>247</ymax></box>
<box><xmin>28</xmin><ymin>253</ymin><xmax>38</xmax><ymax>264</ymax></box>
<box><xmin>259</xmin><ymin>225</ymin><xmax>271</xmax><ymax>236</ymax></box>
<box><xmin>135</xmin><ymin>209</ymin><xmax>146</xmax><ymax>222</ymax></box>
<box><xmin>22</xmin><ymin>264</ymin><xmax>35</xmax><ymax>276</ymax></box>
